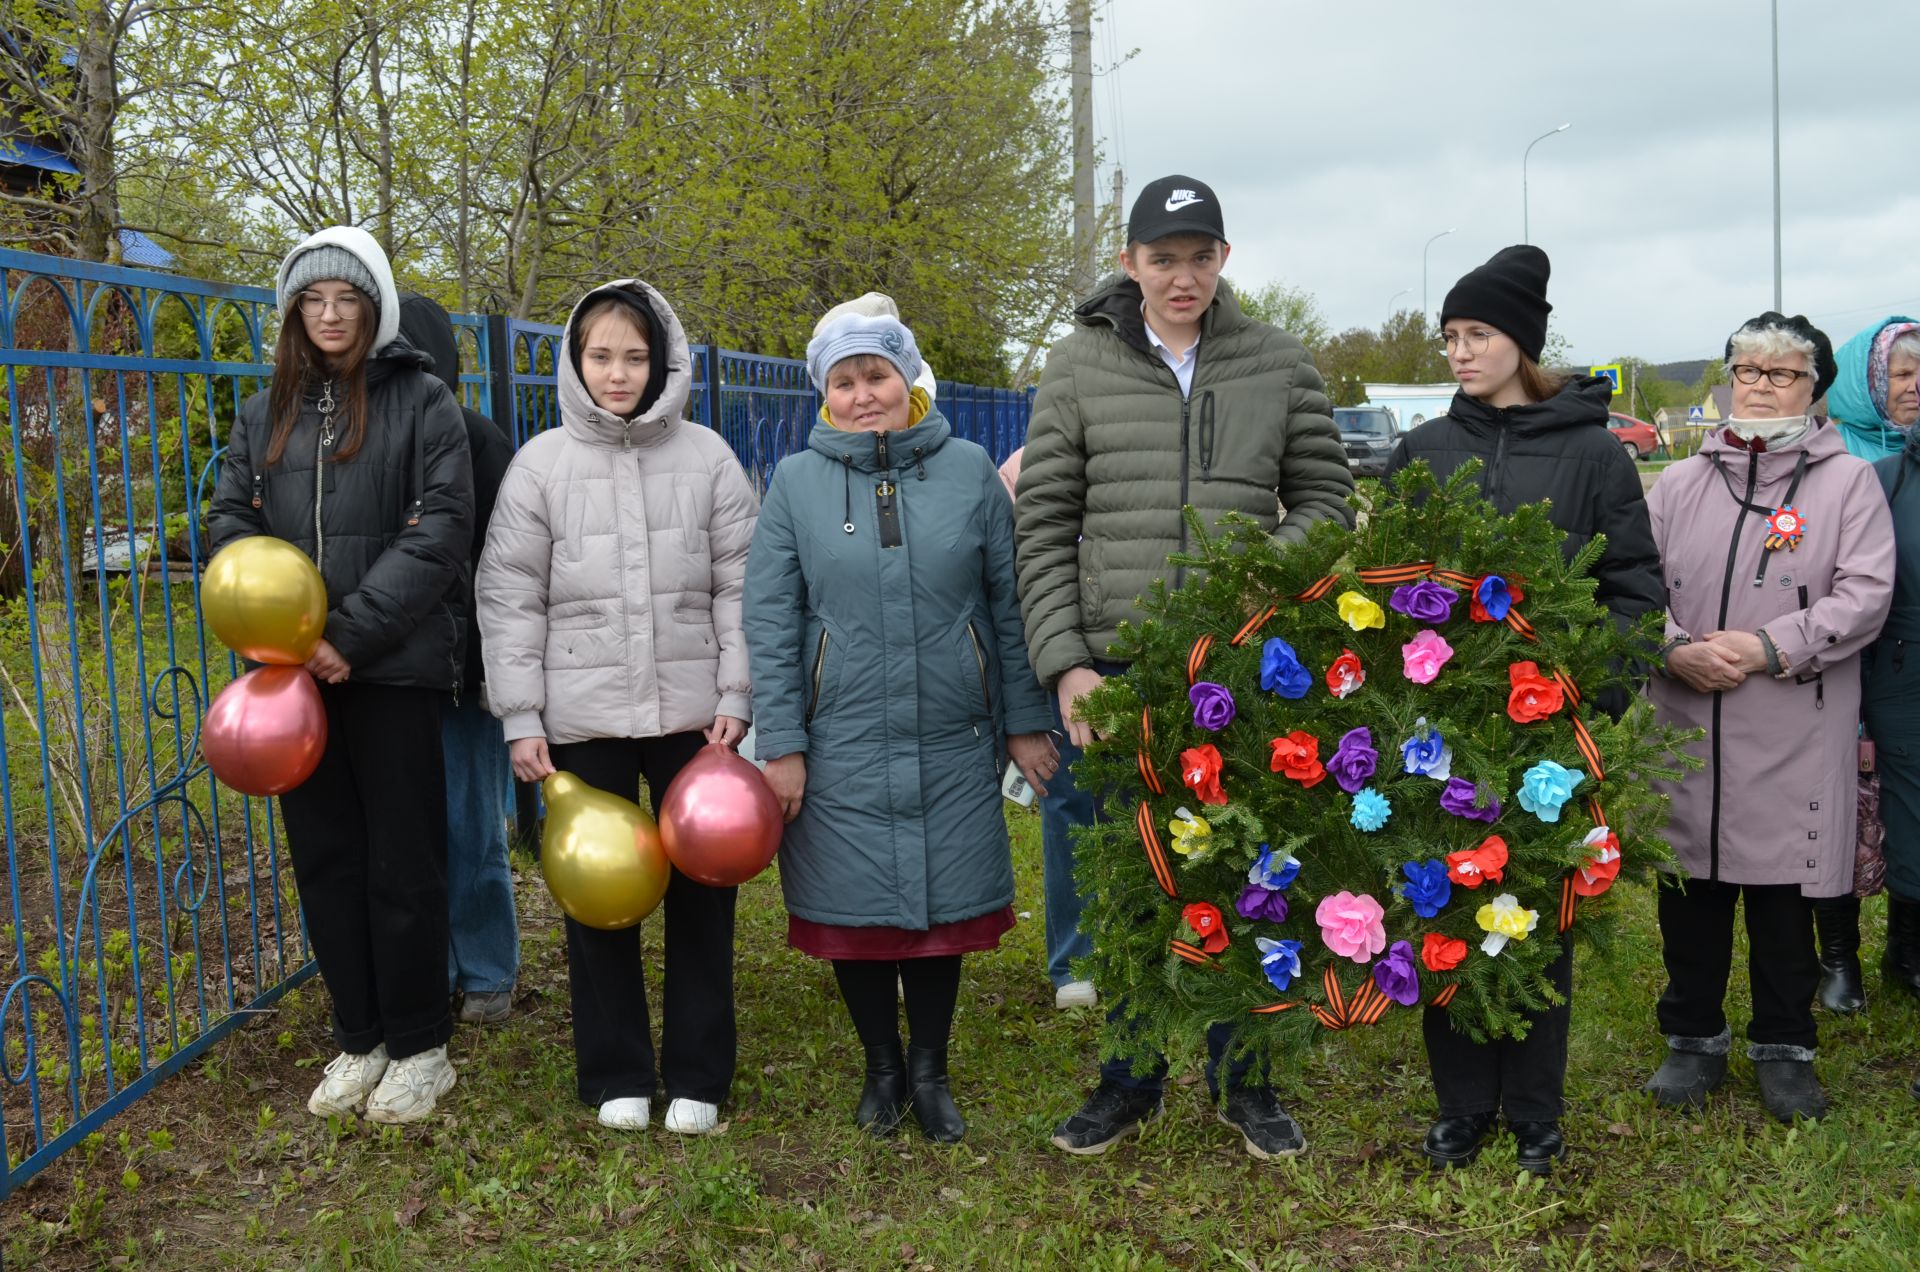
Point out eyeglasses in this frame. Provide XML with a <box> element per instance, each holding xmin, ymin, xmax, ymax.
<box><xmin>1437</xmin><ymin>329</ymin><xmax>1493</xmax><ymax>355</ymax></box>
<box><xmin>1729</xmin><ymin>363</ymin><xmax>1811</xmax><ymax>389</ymax></box>
<box><xmin>297</xmin><ymin>293</ymin><xmax>362</xmax><ymax>318</ymax></box>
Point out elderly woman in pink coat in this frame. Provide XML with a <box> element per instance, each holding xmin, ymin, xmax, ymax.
<box><xmin>1643</xmin><ymin>312</ymin><xmax>1895</xmax><ymax>1123</ymax></box>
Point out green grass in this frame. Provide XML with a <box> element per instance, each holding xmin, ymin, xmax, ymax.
<box><xmin>7</xmin><ymin>808</ymin><xmax>1920</xmax><ymax>1270</ymax></box>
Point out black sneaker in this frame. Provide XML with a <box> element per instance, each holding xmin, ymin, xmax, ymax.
<box><xmin>1050</xmin><ymin>1080</ymin><xmax>1164</xmax><ymax>1155</ymax></box>
<box><xmin>1218</xmin><ymin>1087</ymin><xmax>1306</xmax><ymax>1160</ymax></box>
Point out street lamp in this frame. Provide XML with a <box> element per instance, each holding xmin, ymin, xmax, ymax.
<box><xmin>1386</xmin><ymin>287</ymin><xmax>1411</xmax><ymax>326</ymax></box>
<box><xmin>1522</xmin><ymin>122</ymin><xmax>1571</xmax><ymax>244</ymax></box>
<box><xmin>1422</xmin><ymin>229</ymin><xmax>1455</xmax><ymax>326</ymax></box>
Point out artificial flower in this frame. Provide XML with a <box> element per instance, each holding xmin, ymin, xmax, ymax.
<box><xmin>1257</xmin><ymin>937</ymin><xmax>1304</xmax><ymax>992</ymax></box>
<box><xmin>1259</xmin><ymin>637</ymin><xmax>1313</xmax><ymax>699</ymax></box>
<box><xmin>1445</xmin><ymin>834</ymin><xmax>1509</xmax><ymax>889</ymax></box>
<box><xmin>1189</xmin><ymin>681</ymin><xmax>1237</xmax><ymax>732</ymax></box>
<box><xmin>1327</xmin><ymin>726</ymin><xmax>1379</xmax><ymax>795</ymax></box>
<box><xmin>1372</xmin><ymin>939</ymin><xmax>1421</xmax><ymax>1006</ymax></box>
<box><xmin>1182</xmin><ymin>901</ymin><xmax>1229</xmax><ymax>954</ymax></box>
<box><xmin>1337</xmin><ymin>590</ymin><xmax>1387</xmax><ymax>632</ymax></box>
<box><xmin>1421</xmin><ymin>932</ymin><xmax>1469</xmax><ymax>972</ymax></box>
<box><xmin>1326</xmin><ymin>649</ymin><xmax>1366</xmax><ymax>699</ymax></box>
<box><xmin>1389</xmin><ymin>579</ymin><xmax>1460</xmax><ymax>625</ymax></box>
<box><xmin>1517</xmin><ymin>760</ymin><xmax>1584</xmax><ymax>823</ymax></box>
<box><xmin>1247</xmin><ymin>843</ymin><xmax>1302</xmax><ymax>890</ymax></box>
<box><xmin>1315</xmin><ymin>890</ymin><xmax>1387</xmax><ymax>963</ymax></box>
<box><xmin>1438</xmin><ymin>777</ymin><xmax>1502</xmax><ymax>823</ymax></box>
<box><xmin>1399</xmin><ymin>718</ymin><xmax>1453</xmax><ymax>780</ymax></box>
<box><xmin>1469</xmin><ymin>575</ymin><xmax>1525</xmax><ymax>623</ymax></box>
<box><xmin>1506</xmin><ymin>661</ymin><xmax>1565</xmax><ymax>723</ymax></box>
<box><xmin>1236</xmin><ymin>882</ymin><xmax>1290</xmax><ymax>923</ymax></box>
<box><xmin>1269</xmin><ymin>731</ymin><xmax>1327</xmax><ymax>787</ymax></box>
<box><xmin>1350</xmin><ymin>787</ymin><xmax>1391</xmax><ymax>832</ymax></box>
<box><xmin>1572</xmin><ymin>825</ymin><xmax>1623</xmax><ymax>897</ymax></box>
<box><xmin>1476</xmin><ymin>892</ymin><xmax>1539</xmax><ymax>956</ymax></box>
<box><xmin>1397</xmin><ymin>858</ymin><xmax>1453</xmax><ymax>918</ymax></box>
<box><xmin>1168</xmin><ymin>807</ymin><xmax>1212</xmax><ymax>859</ymax></box>
<box><xmin>1401</xmin><ymin>629</ymin><xmax>1455</xmax><ymax>685</ymax></box>
<box><xmin>1180</xmin><ymin>743</ymin><xmax>1227</xmax><ymax>806</ymax></box>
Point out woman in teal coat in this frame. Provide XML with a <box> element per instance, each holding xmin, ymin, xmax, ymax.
<box><xmin>744</xmin><ymin>313</ymin><xmax>1057</xmax><ymax>1143</ymax></box>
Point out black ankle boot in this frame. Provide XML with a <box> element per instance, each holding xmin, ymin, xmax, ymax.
<box><xmin>906</xmin><ymin>1044</ymin><xmax>965</xmax><ymax>1143</ymax></box>
<box><xmin>1421</xmin><ymin>1111</ymin><xmax>1496</xmax><ymax>1168</ymax></box>
<box><xmin>1884</xmin><ymin>895</ymin><xmax>1920</xmax><ymax>1000</ymax></box>
<box><xmin>1812</xmin><ymin>894</ymin><xmax>1866</xmax><ymax>1014</ymax></box>
<box><xmin>854</xmin><ymin>1041</ymin><xmax>907</xmax><ymax>1136</ymax></box>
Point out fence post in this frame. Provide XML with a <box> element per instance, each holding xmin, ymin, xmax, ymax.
<box><xmin>702</xmin><ymin>341</ymin><xmax>723</xmax><ymax>430</ymax></box>
<box><xmin>486</xmin><ymin>314</ymin><xmax>513</xmax><ymax>436</ymax></box>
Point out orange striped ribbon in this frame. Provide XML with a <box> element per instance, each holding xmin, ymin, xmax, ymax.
<box><xmin>1586</xmin><ymin>796</ymin><xmax>1607</xmax><ymax>826</ymax></box>
<box><xmin>1249</xmin><ymin>1001</ymin><xmax>1301</xmax><ymax>1015</ymax></box>
<box><xmin>1552</xmin><ymin>668</ymin><xmax>1583</xmax><ymax>710</ymax></box>
<box><xmin>1229</xmin><ymin>605</ymin><xmax>1278</xmax><ymax>647</ymax></box>
<box><xmin>1433</xmin><ymin>569</ymin><xmax>1478</xmax><ymax>589</ymax></box>
<box><xmin>1135</xmin><ymin>801</ymin><xmax>1177</xmax><ymax>896</ymax></box>
<box><xmin>1355</xmin><ymin>562</ymin><xmax>1435</xmax><ymax>584</ymax></box>
<box><xmin>1569</xmin><ymin>716</ymin><xmax>1606</xmax><ymax>781</ymax></box>
<box><xmin>1295</xmin><ymin>574</ymin><xmax>1340</xmax><ymax>602</ymax></box>
<box><xmin>1430</xmin><ymin>983</ymin><xmax>1460</xmax><ymax>1009</ymax></box>
<box><xmin>1558</xmin><ymin>875</ymin><xmax>1577</xmax><ymax>932</ymax></box>
<box><xmin>1306</xmin><ymin>966</ymin><xmax>1394</xmax><ymax>1029</ymax></box>
<box><xmin>1137</xmin><ymin>706</ymin><xmax>1164</xmax><ymax>795</ymax></box>
<box><xmin>1170</xmin><ymin>939</ymin><xmax>1211</xmax><ymax>966</ymax></box>
<box><xmin>1505</xmin><ymin>609</ymin><xmax>1539</xmax><ymax>642</ymax></box>
<box><xmin>1187</xmin><ymin>634</ymin><xmax>1213</xmax><ymax>685</ymax></box>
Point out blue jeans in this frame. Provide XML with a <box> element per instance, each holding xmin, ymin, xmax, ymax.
<box><xmin>1040</xmin><ymin>699</ymin><xmax>1096</xmax><ymax>988</ymax></box>
<box><xmin>443</xmin><ymin>695</ymin><xmax>519</xmax><ymax>995</ymax></box>
<box><xmin>1102</xmin><ymin>1017</ymin><xmax>1259</xmax><ymax>1098</ymax></box>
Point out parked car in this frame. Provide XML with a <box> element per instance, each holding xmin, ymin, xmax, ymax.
<box><xmin>1337</xmin><ymin>405</ymin><xmax>1400</xmax><ymax>476</ymax></box>
<box><xmin>1609</xmin><ymin>412</ymin><xmax>1660</xmax><ymax>459</ymax></box>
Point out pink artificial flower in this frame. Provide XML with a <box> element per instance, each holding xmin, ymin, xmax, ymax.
<box><xmin>1314</xmin><ymin>890</ymin><xmax>1387</xmax><ymax>964</ymax></box>
<box><xmin>1401</xmin><ymin>629</ymin><xmax>1454</xmax><ymax>685</ymax></box>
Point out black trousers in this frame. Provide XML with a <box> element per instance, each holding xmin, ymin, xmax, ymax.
<box><xmin>279</xmin><ymin>682</ymin><xmax>452</xmax><ymax>1060</ymax></box>
<box><xmin>1424</xmin><ymin>937</ymin><xmax>1572</xmax><ymax>1122</ymax></box>
<box><xmin>1655</xmin><ymin>876</ymin><xmax>1819</xmax><ymax>1050</ymax></box>
<box><xmin>549</xmin><ymin>733</ymin><xmax>738</xmax><ymax>1106</ymax></box>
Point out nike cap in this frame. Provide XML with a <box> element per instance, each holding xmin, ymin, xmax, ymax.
<box><xmin>1128</xmin><ymin>174</ymin><xmax>1226</xmax><ymax>246</ymax></box>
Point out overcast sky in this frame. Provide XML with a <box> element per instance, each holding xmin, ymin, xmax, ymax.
<box><xmin>1089</xmin><ymin>0</ymin><xmax>1920</xmax><ymax>367</ymax></box>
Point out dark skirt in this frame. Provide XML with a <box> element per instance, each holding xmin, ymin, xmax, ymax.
<box><xmin>787</xmin><ymin>906</ymin><xmax>1016</xmax><ymax>960</ymax></box>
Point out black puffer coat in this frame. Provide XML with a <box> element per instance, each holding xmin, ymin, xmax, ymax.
<box><xmin>207</xmin><ymin>338</ymin><xmax>474</xmax><ymax>693</ymax></box>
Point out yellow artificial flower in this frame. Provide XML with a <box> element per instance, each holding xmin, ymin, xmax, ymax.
<box><xmin>1475</xmin><ymin>893</ymin><xmax>1540</xmax><ymax>956</ymax></box>
<box><xmin>1168</xmin><ymin>806</ymin><xmax>1213</xmax><ymax>859</ymax></box>
<box><xmin>1336</xmin><ymin>590</ymin><xmax>1386</xmax><ymax>632</ymax></box>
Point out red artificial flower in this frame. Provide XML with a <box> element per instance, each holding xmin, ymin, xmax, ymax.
<box><xmin>1183</xmin><ymin>901</ymin><xmax>1230</xmax><ymax>954</ymax></box>
<box><xmin>1506</xmin><ymin>660</ymin><xmax>1565</xmax><ymax>724</ymax></box>
<box><xmin>1180</xmin><ymin>743</ymin><xmax>1228</xmax><ymax>806</ymax></box>
<box><xmin>1325</xmin><ymin>649</ymin><xmax>1366</xmax><ymax>699</ymax></box>
<box><xmin>1269</xmin><ymin>731</ymin><xmax>1327</xmax><ymax>788</ymax></box>
<box><xmin>1572</xmin><ymin>828</ymin><xmax>1623</xmax><ymax>897</ymax></box>
<box><xmin>1445</xmin><ymin>835</ymin><xmax>1508</xmax><ymax>889</ymax></box>
<box><xmin>1421</xmin><ymin>932</ymin><xmax>1469</xmax><ymax>972</ymax></box>
<box><xmin>1468</xmin><ymin>578</ymin><xmax>1527</xmax><ymax>623</ymax></box>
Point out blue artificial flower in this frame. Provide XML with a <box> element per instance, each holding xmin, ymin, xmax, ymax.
<box><xmin>1256</xmin><ymin>936</ymin><xmax>1304</xmax><ymax>992</ymax></box>
<box><xmin>1399</xmin><ymin>717</ymin><xmax>1453</xmax><ymax>781</ymax></box>
<box><xmin>1350</xmin><ymin>787</ymin><xmax>1391</xmax><ymax>832</ymax></box>
<box><xmin>1517</xmin><ymin>760</ymin><xmax>1585</xmax><ymax>823</ymax></box>
<box><xmin>1259</xmin><ymin>637</ymin><xmax>1313</xmax><ymax>700</ymax></box>
<box><xmin>1248</xmin><ymin>843</ymin><xmax>1302</xmax><ymax>890</ymax></box>
<box><xmin>1476</xmin><ymin>574</ymin><xmax>1514</xmax><ymax>622</ymax></box>
<box><xmin>1397</xmin><ymin>858</ymin><xmax>1453</xmax><ymax>918</ymax></box>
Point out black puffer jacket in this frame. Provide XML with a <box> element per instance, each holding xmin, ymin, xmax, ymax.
<box><xmin>207</xmin><ymin>338</ymin><xmax>475</xmax><ymax>693</ymax></box>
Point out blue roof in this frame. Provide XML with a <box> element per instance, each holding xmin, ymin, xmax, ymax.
<box><xmin>117</xmin><ymin>229</ymin><xmax>174</xmax><ymax>269</ymax></box>
<box><xmin>0</xmin><ymin>138</ymin><xmax>79</xmax><ymax>175</ymax></box>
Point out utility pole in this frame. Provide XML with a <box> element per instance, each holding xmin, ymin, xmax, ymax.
<box><xmin>1110</xmin><ymin>167</ymin><xmax>1126</xmax><ymax>264</ymax></box>
<box><xmin>1771</xmin><ymin>0</ymin><xmax>1783</xmax><ymax>310</ymax></box>
<box><xmin>1069</xmin><ymin>0</ymin><xmax>1095</xmax><ymax>302</ymax></box>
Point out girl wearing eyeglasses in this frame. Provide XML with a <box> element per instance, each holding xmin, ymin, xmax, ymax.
<box><xmin>206</xmin><ymin>227</ymin><xmax>474</xmax><ymax>1123</ymax></box>
<box><xmin>1383</xmin><ymin>245</ymin><xmax>1663</xmax><ymax>1175</ymax></box>
<box><xmin>1643</xmin><ymin>312</ymin><xmax>1893</xmax><ymax>1125</ymax></box>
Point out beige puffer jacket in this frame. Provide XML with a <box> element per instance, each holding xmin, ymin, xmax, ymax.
<box><xmin>477</xmin><ymin>280</ymin><xmax>759</xmax><ymax>745</ymax></box>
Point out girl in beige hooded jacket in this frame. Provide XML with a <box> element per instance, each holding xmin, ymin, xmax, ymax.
<box><xmin>477</xmin><ymin>280</ymin><xmax>758</xmax><ymax>1135</ymax></box>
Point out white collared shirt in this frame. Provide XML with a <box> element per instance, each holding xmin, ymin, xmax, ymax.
<box><xmin>1142</xmin><ymin>304</ymin><xmax>1199</xmax><ymax>398</ymax></box>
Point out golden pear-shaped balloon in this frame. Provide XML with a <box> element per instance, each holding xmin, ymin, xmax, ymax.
<box><xmin>201</xmin><ymin>536</ymin><xmax>328</xmax><ymax>665</ymax></box>
<box><xmin>540</xmin><ymin>772</ymin><xmax>671</xmax><ymax>930</ymax></box>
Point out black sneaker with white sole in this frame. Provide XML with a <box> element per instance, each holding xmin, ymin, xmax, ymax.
<box><xmin>1050</xmin><ymin>1080</ymin><xmax>1164</xmax><ymax>1155</ymax></box>
<box><xmin>1219</xmin><ymin>1086</ymin><xmax>1306</xmax><ymax>1159</ymax></box>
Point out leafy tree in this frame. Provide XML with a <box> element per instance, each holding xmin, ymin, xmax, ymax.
<box><xmin>1231</xmin><ymin>279</ymin><xmax>1329</xmax><ymax>349</ymax></box>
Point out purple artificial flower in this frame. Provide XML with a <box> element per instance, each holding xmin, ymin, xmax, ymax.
<box><xmin>1326</xmin><ymin>726</ymin><xmax>1379</xmax><ymax>795</ymax></box>
<box><xmin>1389</xmin><ymin>579</ymin><xmax>1459</xmax><ymax>625</ymax></box>
<box><xmin>1439</xmin><ymin>777</ymin><xmax>1502</xmax><ymax>823</ymax></box>
<box><xmin>1189</xmin><ymin>681</ymin><xmax>1237</xmax><ymax>732</ymax></box>
<box><xmin>1236</xmin><ymin>882</ymin><xmax>1291</xmax><ymax>924</ymax></box>
<box><xmin>1476</xmin><ymin>574</ymin><xmax>1515</xmax><ymax>622</ymax></box>
<box><xmin>1372</xmin><ymin>939</ymin><xmax>1421</xmax><ymax>1006</ymax></box>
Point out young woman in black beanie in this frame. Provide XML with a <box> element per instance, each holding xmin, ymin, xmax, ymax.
<box><xmin>1383</xmin><ymin>245</ymin><xmax>1664</xmax><ymax>1173</ymax></box>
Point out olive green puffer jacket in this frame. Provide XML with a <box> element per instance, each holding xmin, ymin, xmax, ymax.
<box><xmin>1012</xmin><ymin>274</ymin><xmax>1354</xmax><ymax>687</ymax></box>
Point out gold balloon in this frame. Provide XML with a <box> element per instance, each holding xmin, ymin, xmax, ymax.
<box><xmin>540</xmin><ymin>771</ymin><xmax>671</xmax><ymax>930</ymax></box>
<box><xmin>202</xmin><ymin>537</ymin><xmax>328</xmax><ymax>665</ymax></box>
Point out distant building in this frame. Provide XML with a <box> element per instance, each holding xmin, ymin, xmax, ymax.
<box><xmin>1363</xmin><ymin>382</ymin><xmax>1456</xmax><ymax>430</ymax></box>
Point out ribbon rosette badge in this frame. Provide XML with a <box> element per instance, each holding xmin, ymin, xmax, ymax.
<box><xmin>1476</xmin><ymin>892</ymin><xmax>1539</xmax><ymax>956</ymax></box>
<box><xmin>1765</xmin><ymin>505</ymin><xmax>1805</xmax><ymax>551</ymax></box>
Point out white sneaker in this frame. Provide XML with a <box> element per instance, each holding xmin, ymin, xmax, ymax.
<box><xmin>364</xmin><ymin>1045</ymin><xmax>456</xmax><ymax>1124</ymax></box>
<box><xmin>1055</xmin><ymin>980</ymin><xmax>1098</xmax><ymax>1009</ymax></box>
<box><xmin>664</xmin><ymin>1098</ymin><xmax>721</xmax><ymax>1135</ymax></box>
<box><xmin>307</xmin><ymin>1044</ymin><xmax>389</xmax><ymax>1117</ymax></box>
<box><xmin>598</xmin><ymin>1097</ymin><xmax>651</xmax><ymax>1130</ymax></box>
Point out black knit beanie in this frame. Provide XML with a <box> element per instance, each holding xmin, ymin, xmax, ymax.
<box><xmin>1440</xmin><ymin>246</ymin><xmax>1553</xmax><ymax>361</ymax></box>
<box><xmin>569</xmin><ymin>287</ymin><xmax>669</xmax><ymax>416</ymax></box>
<box><xmin>1724</xmin><ymin>312</ymin><xmax>1837</xmax><ymax>401</ymax></box>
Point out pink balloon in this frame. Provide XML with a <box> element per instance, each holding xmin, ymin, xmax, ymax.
<box><xmin>202</xmin><ymin>666</ymin><xmax>328</xmax><ymax>796</ymax></box>
<box><xmin>659</xmin><ymin>743</ymin><xmax>783</xmax><ymax>887</ymax></box>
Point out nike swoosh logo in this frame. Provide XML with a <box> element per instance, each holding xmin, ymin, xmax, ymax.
<box><xmin>1165</xmin><ymin>195</ymin><xmax>1202</xmax><ymax>211</ymax></box>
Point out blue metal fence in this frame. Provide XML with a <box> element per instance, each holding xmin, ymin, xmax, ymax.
<box><xmin>1</xmin><ymin>249</ymin><xmax>1032</xmax><ymax>1199</ymax></box>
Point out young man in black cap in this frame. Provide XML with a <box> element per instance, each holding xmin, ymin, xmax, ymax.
<box><xmin>1014</xmin><ymin>174</ymin><xmax>1354</xmax><ymax>1160</ymax></box>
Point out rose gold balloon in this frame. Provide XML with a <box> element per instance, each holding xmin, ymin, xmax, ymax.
<box><xmin>201</xmin><ymin>666</ymin><xmax>328</xmax><ymax>796</ymax></box>
<box><xmin>201</xmin><ymin>536</ymin><xmax>328</xmax><ymax>665</ymax></box>
<box><xmin>539</xmin><ymin>772</ymin><xmax>671</xmax><ymax>930</ymax></box>
<box><xmin>659</xmin><ymin>743</ymin><xmax>783</xmax><ymax>887</ymax></box>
